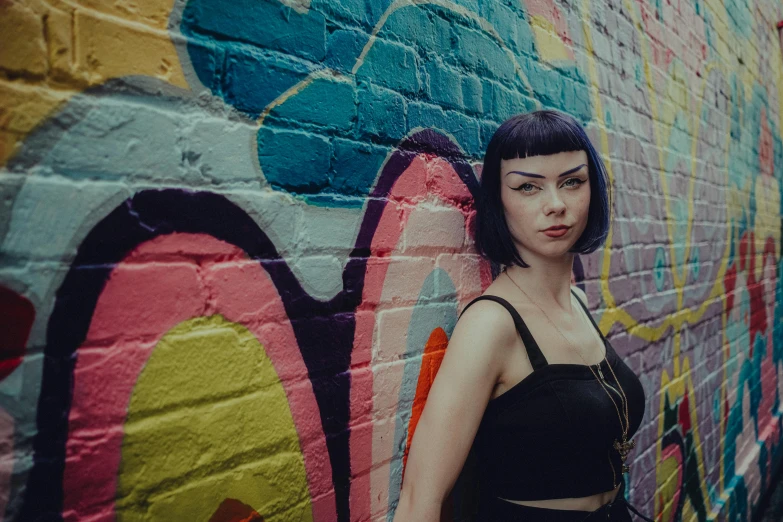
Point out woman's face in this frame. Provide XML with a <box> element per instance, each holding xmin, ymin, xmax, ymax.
<box><xmin>499</xmin><ymin>150</ymin><xmax>591</xmax><ymax>261</ymax></box>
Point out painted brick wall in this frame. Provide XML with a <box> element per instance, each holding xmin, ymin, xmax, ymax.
<box><xmin>1</xmin><ymin>1</ymin><xmax>782</xmax><ymax>521</ymax></box>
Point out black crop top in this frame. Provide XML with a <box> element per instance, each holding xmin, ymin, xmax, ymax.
<box><xmin>462</xmin><ymin>291</ymin><xmax>647</xmax><ymax>502</ymax></box>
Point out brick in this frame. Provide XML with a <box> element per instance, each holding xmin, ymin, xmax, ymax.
<box><xmin>0</xmin><ymin>81</ymin><xmax>72</xmax><ymax>166</ymax></box>
<box><xmin>427</xmin><ymin>156</ymin><xmax>473</xmax><ymax>205</ymax></box>
<box><xmin>357</xmin><ymin>82</ymin><xmax>406</xmax><ymax>141</ymax></box>
<box><xmin>257</xmin><ymin>127</ymin><xmax>331</xmax><ymax>193</ymax></box>
<box><xmin>378</xmin><ymin>6</ymin><xmax>450</xmax><ymax>56</ymax></box>
<box><xmin>461</xmin><ymin>74</ymin><xmax>483</xmax><ymax>114</ymax></box>
<box><xmin>44</xmin><ymin>6</ymin><xmax>74</xmax><ymax>81</ymax></box>
<box><xmin>591</xmin><ymin>30</ymin><xmax>613</xmax><ymax>64</ymax></box>
<box><xmin>478</xmin><ymin>2</ymin><xmax>520</xmax><ymax>54</ymax></box>
<box><xmin>76</xmin><ymin>0</ymin><xmax>172</xmax><ymax>30</ymax></box>
<box><xmin>435</xmin><ymin>253</ymin><xmax>484</xmax><ymax>298</ymax></box>
<box><xmin>183</xmin><ymin>115</ymin><xmax>263</xmax><ymax>184</ymax></box>
<box><xmin>0</xmin><ymin>177</ymin><xmax>129</xmax><ymax>262</ymax></box>
<box><xmin>453</xmin><ymin>27</ymin><xmax>515</xmax><ymax>82</ymax></box>
<box><xmin>318</xmin><ymin>0</ymin><xmax>377</xmax><ymax>29</ymax></box>
<box><xmin>407</xmin><ymin>102</ymin><xmax>481</xmax><ymax>157</ymax></box>
<box><xmin>424</xmin><ymin>59</ymin><xmax>463</xmax><ymax>111</ymax></box>
<box><xmin>330</xmin><ymin>138</ymin><xmax>389</xmax><ymax>196</ymax></box>
<box><xmin>15</xmin><ymin>96</ymin><xmax>199</xmax><ymax>183</ymax></box>
<box><xmin>0</xmin><ymin>1</ymin><xmax>47</xmax><ymax>77</ymax></box>
<box><xmin>181</xmin><ymin>0</ymin><xmax>326</xmax><ymax>62</ymax></box>
<box><xmin>355</xmin><ymin>38</ymin><xmax>421</xmax><ymax>95</ymax></box>
<box><xmin>74</xmin><ymin>8</ymin><xmax>187</xmax><ymax>87</ymax></box>
<box><xmin>480</xmin><ymin>119</ymin><xmax>500</xmax><ymax>151</ymax></box>
<box><xmin>376</xmin><ymin>256</ymin><xmax>437</xmax><ymax>308</ymax></box>
<box><xmin>291</xmin><ymin>255</ymin><xmax>344</xmax><ymax>298</ymax></box>
<box><xmin>403</xmin><ymin>204</ymin><xmax>466</xmax><ymax>253</ymax></box>
<box><xmin>326</xmin><ymin>28</ymin><xmax>368</xmax><ymax>73</ymax></box>
<box><xmin>484</xmin><ymin>81</ymin><xmax>536</xmax><ymax>122</ymax></box>
<box><xmin>224</xmin><ymin>44</ymin><xmax>312</xmax><ymax>116</ymax></box>
<box><xmin>271</xmin><ymin>76</ymin><xmax>356</xmax><ymax>132</ymax></box>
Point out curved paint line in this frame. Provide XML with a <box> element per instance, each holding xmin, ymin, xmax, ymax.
<box><xmin>24</xmin><ymin>128</ymin><xmax>481</xmax><ymax>522</ymax></box>
<box><xmin>348</xmin><ymin>130</ymin><xmax>484</xmax><ymax>519</ymax></box>
<box><xmin>403</xmin><ymin>326</ymin><xmax>449</xmax><ymax>475</ymax></box>
<box><xmin>660</xmin><ymin>436</ymin><xmax>684</xmax><ymax>522</ymax></box>
<box><xmin>352</xmin><ymin>0</ymin><xmax>537</xmax><ymax>99</ymax></box>
<box><xmin>387</xmin><ymin>271</ymin><xmax>458</xmax><ymax>516</ymax></box>
<box><xmin>60</xmin><ymin>233</ymin><xmax>332</xmax><ymax>522</ymax></box>
<box><xmin>20</xmin><ymin>190</ymin><xmax>348</xmax><ymax>521</ymax></box>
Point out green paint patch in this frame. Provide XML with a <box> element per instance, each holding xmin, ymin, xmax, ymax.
<box><xmin>654</xmin><ymin>247</ymin><xmax>667</xmax><ymax>291</ymax></box>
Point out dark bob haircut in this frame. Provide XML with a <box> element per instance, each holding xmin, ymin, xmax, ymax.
<box><xmin>474</xmin><ymin>110</ymin><xmax>611</xmax><ymax>268</ymax></box>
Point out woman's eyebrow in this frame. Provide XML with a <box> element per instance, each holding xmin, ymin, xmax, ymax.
<box><xmin>505</xmin><ymin>163</ymin><xmax>587</xmax><ymax>178</ymax></box>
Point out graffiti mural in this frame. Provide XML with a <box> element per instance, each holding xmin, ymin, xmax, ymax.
<box><xmin>0</xmin><ymin>0</ymin><xmax>782</xmax><ymax>521</ymax></box>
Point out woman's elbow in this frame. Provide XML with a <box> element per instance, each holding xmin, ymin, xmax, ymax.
<box><xmin>392</xmin><ymin>482</ymin><xmax>442</xmax><ymax>522</ymax></box>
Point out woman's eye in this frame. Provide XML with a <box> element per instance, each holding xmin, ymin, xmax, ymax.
<box><xmin>516</xmin><ymin>183</ymin><xmax>536</xmax><ymax>192</ymax></box>
<box><xmin>562</xmin><ymin>178</ymin><xmax>585</xmax><ymax>188</ymax></box>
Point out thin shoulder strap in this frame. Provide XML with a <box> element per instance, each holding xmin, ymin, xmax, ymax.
<box><xmin>570</xmin><ymin>288</ymin><xmax>607</xmax><ymax>343</ymax></box>
<box><xmin>460</xmin><ymin>295</ymin><xmax>548</xmax><ymax>370</ymax></box>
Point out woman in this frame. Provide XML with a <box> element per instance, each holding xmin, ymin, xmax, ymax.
<box><xmin>392</xmin><ymin>110</ymin><xmax>653</xmax><ymax>521</ymax></box>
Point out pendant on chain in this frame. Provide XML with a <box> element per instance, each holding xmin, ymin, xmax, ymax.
<box><xmin>613</xmin><ymin>438</ymin><xmax>636</xmax><ymax>473</ymax></box>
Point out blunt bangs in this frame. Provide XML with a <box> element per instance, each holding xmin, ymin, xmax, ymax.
<box><xmin>474</xmin><ymin>110</ymin><xmax>611</xmax><ymax>268</ymax></box>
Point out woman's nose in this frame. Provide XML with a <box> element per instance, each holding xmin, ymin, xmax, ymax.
<box><xmin>543</xmin><ymin>189</ymin><xmax>566</xmax><ymax>214</ymax></box>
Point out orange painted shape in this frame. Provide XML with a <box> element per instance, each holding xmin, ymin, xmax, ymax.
<box><xmin>402</xmin><ymin>327</ymin><xmax>450</xmax><ymax>476</ymax></box>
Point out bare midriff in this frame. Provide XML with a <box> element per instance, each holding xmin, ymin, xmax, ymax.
<box><xmin>497</xmin><ymin>483</ymin><xmax>621</xmax><ymax>511</ymax></box>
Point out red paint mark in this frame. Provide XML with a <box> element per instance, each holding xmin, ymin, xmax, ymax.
<box><xmin>209</xmin><ymin>499</ymin><xmax>263</xmax><ymax>522</ymax></box>
<box><xmin>724</xmin><ymin>264</ymin><xmax>736</xmax><ymax>311</ymax></box>
<box><xmin>402</xmin><ymin>327</ymin><xmax>449</xmax><ymax>479</ymax></box>
<box><xmin>777</xmin><ymin>21</ymin><xmax>783</xmax><ymax>29</ymax></box>
<box><xmin>678</xmin><ymin>388</ymin><xmax>691</xmax><ymax>434</ymax></box>
<box><xmin>660</xmin><ymin>443</ymin><xmax>683</xmax><ymax>518</ymax></box>
<box><xmin>739</xmin><ymin>232</ymin><xmax>750</xmax><ymax>273</ymax></box>
<box><xmin>0</xmin><ymin>285</ymin><xmax>35</xmax><ymax>381</ymax></box>
<box><xmin>747</xmin><ymin>276</ymin><xmax>767</xmax><ymax>351</ymax></box>
<box><xmin>736</xmin><ymin>230</ymin><xmax>767</xmax><ymax>357</ymax></box>
<box><xmin>764</xmin><ymin>237</ymin><xmax>776</xmax><ymax>259</ymax></box>
<box><xmin>522</xmin><ymin>0</ymin><xmax>575</xmax><ymax>59</ymax></box>
<box><xmin>657</xmin><ymin>491</ymin><xmax>667</xmax><ymax>522</ymax></box>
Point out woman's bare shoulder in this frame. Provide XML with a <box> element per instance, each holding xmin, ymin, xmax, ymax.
<box><xmin>570</xmin><ymin>284</ymin><xmax>588</xmax><ymax>305</ymax></box>
<box><xmin>456</xmin><ymin>293</ymin><xmax>519</xmax><ymax>348</ymax></box>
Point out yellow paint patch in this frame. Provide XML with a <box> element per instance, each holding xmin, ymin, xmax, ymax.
<box><xmin>657</xmin><ymin>453</ymin><xmax>681</xmax><ymax>522</ymax></box>
<box><xmin>530</xmin><ymin>15</ymin><xmax>573</xmax><ymax>63</ymax></box>
<box><xmin>0</xmin><ymin>0</ymin><xmax>188</xmax><ymax>167</ymax></box>
<box><xmin>71</xmin><ymin>0</ymin><xmax>177</xmax><ymax>30</ymax></box>
<box><xmin>0</xmin><ymin>1</ymin><xmax>48</xmax><ymax>76</ymax></box>
<box><xmin>74</xmin><ymin>8</ymin><xmax>186</xmax><ymax>88</ymax></box>
<box><xmin>753</xmin><ymin>177</ymin><xmax>781</xmax><ymax>277</ymax></box>
<box><xmin>117</xmin><ymin>316</ymin><xmax>313</xmax><ymax>522</ymax></box>
<box><xmin>0</xmin><ymin>81</ymin><xmax>73</xmax><ymax>165</ymax></box>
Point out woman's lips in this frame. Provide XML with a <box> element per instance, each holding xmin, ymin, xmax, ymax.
<box><xmin>542</xmin><ymin>227</ymin><xmax>569</xmax><ymax>238</ymax></box>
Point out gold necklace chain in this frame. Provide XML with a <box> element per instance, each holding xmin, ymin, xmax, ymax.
<box><xmin>503</xmin><ymin>270</ymin><xmax>636</xmax><ymax>473</ymax></box>
<box><xmin>503</xmin><ymin>270</ymin><xmax>628</xmax><ymax>434</ymax></box>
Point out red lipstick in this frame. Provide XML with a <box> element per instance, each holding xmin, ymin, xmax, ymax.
<box><xmin>542</xmin><ymin>225</ymin><xmax>570</xmax><ymax>238</ymax></box>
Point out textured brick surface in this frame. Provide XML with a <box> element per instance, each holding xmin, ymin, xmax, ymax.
<box><xmin>1</xmin><ymin>0</ymin><xmax>782</xmax><ymax>521</ymax></box>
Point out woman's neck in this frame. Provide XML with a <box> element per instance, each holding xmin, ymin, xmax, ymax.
<box><xmin>504</xmin><ymin>254</ymin><xmax>575</xmax><ymax>310</ymax></box>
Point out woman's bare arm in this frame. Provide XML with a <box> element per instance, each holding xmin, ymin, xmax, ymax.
<box><xmin>391</xmin><ymin>300</ymin><xmax>518</xmax><ymax>521</ymax></box>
